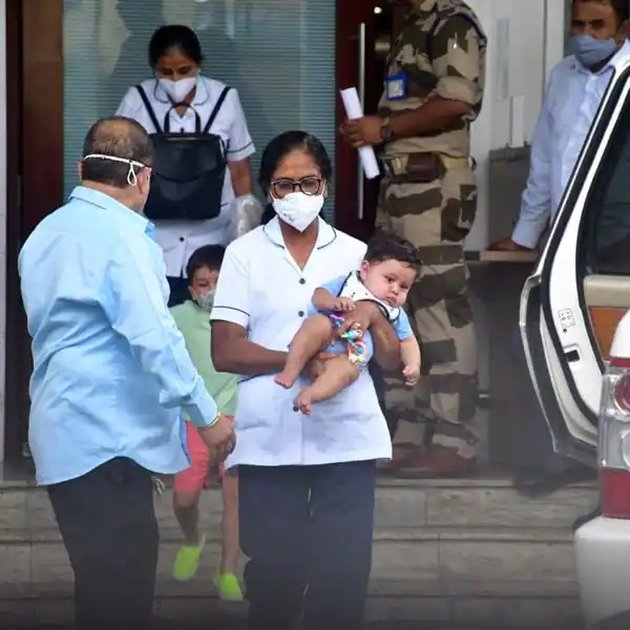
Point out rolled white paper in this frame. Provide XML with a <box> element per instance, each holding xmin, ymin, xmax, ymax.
<box><xmin>340</xmin><ymin>87</ymin><xmax>381</xmax><ymax>180</ymax></box>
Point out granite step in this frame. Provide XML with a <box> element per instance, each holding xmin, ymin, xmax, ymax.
<box><xmin>1</xmin><ymin>523</ymin><xmax>578</xmax><ymax>596</ymax></box>
<box><xmin>0</xmin><ymin>476</ymin><xmax>599</xmax><ymax>532</ymax></box>
<box><xmin>0</xmin><ymin>579</ymin><xmax>582</xmax><ymax>628</ymax></box>
<box><xmin>0</xmin><ymin>476</ymin><xmax>590</xmax><ymax>626</ymax></box>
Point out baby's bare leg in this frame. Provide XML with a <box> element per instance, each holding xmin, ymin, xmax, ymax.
<box><xmin>294</xmin><ymin>356</ymin><xmax>360</xmax><ymax>415</ymax></box>
<box><xmin>275</xmin><ymin>314</ymin><xmax>334</xmax><ymax>389</ymax></box>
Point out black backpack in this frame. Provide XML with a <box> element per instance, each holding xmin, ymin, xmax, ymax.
<box><xmin>135</xmin><ymin>84</ymin><xmax>231</xmax><ymax>221</ymax></box>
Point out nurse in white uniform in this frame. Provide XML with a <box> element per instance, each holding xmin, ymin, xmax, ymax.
<box><xmin>210</xmin><ymin>131</ymin><xmax>400</xmax><ymax>629</ymax></box>
<box><xmin>116</xmin><ymin>25</ymin><xmax>259</xmax><ymax>305</ymax></box>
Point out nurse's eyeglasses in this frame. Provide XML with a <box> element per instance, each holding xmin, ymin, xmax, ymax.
<box><xmin>270</xmin><ymin>177</ymin><xmax>324</xmax><ymax>198</ymax></box>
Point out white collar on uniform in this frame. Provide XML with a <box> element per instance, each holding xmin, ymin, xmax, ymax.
<box><xmin>151</xmin><ymin>75</ymin><xmax>211</xmax><ymax>107</ymax></box>
<box><xmin>262</xmin><ymin>216</ymin><xmax>338</xmax><ymax>251</ymax></box>
<box><xmin>339</xmin><ymin>271</ymin><xmax>400</xmax><ymax>322</ymax></box>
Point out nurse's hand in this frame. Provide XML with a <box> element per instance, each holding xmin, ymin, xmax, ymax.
<box><xmin>231</xmin><ymin>194</ymin><xmax>264</xmax><ymax>239</ymax></box>
<box><xmin>198</xmin><ymin>414</ymin><xmax>236</xmax><ymax>463</ymax></box>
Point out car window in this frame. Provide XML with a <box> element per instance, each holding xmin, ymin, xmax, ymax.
<box><xmin>582</xmin><ymin>100</ymin><xmax>630</xmax><ymax>275</ymax></box>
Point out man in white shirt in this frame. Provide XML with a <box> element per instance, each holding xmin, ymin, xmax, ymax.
<box><xmin>490</xmin><ymin>0</ymin><xmax>630</xmax><ymax>503</ymax></box>
<box><xmin>491</xmin><ymin>0</ymin><xmax>630</xmax><ymax>252</ymax></box>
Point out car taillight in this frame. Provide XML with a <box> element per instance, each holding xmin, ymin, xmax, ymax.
<box><xmin>601</xmin><ymin>469</ymin><xmax>630</xmax><ymax>518</ymax></box>
<box><xmin>600</xmin><ymin>358</ymin><xmax>630</xmax><ymax>519</ymax></box>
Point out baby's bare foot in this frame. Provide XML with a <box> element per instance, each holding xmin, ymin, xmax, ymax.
<box><xmin>293</xmin><ymin>390</ymin><xmax>313</xmax><ymax>415</ymax></box>
<box><xmin>275</xmin><ymin>370</ymin><xmax>298</xmax><ymax>389</ymax></box>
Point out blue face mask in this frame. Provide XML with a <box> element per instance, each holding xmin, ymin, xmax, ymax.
<box><xmin>568</xmin><ymin>34</ymin><xmax>619</xmax><ymax>68</ymax></box>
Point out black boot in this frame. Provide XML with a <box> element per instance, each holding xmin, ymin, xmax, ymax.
<box><xmin>513</xmin><ymin>463</ymin><xmax>595</xmax><ymax>498</ymax></box>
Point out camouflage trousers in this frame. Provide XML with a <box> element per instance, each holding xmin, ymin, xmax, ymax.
<box><xmin>376</xmin><ymin>167</ymin><xmax>479</xmax><ymax>459</ymax></box>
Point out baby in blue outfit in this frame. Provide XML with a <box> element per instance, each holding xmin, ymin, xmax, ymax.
<box><xmin>275</xmin><ymin>232</ymin><xmax>422</xmax><ymax>414</ymax></box>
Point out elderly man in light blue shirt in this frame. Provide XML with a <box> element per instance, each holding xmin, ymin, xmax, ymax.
<box><xmin>491</xmin><ymin>0</ymin><xmax>630</xmax><ymax>252</ymax></box>
<box><xmin>18</xmin><ymin>116</ymin><xmax>234</xmax><ymax>630</ymax></box>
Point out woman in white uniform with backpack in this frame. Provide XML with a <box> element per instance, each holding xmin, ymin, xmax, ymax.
<box><xmin>116</xmin><ymin>25</ymin><xmax>261</xmax><ymax>306</ymax></box>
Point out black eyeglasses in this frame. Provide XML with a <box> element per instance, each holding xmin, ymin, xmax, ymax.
<box><xmin>270</xmin><ymin>177</ymin><xmax>324</xmax><ymax>198</ymax></box>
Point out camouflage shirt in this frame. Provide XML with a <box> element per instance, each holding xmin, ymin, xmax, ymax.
<box><xmin>378</xmin><ymin>0</ymin><xmax>487</xmax><ymax>159</ymax></box>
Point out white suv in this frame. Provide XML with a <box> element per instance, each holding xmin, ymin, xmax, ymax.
<box><xmin>521</xmin><ymin>52</ymin><xmax>630</xmax><ymax>629</ymax></box>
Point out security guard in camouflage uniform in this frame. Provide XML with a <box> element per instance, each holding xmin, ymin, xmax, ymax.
<box><xmin>341</xmin><ymin>0</ymin><xmax>486</xmax><ymax>477</ymax></box>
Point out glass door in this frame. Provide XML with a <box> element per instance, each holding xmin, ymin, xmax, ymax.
<box><xmin>335</xmin><ymin>0</ymin><xmax>405</xmax><ymax>241</ymax></box>
<box><xmin>62</xmin><ymin>0</ymin><xmax>337</xmax><ymax>217</ymax></box>
<box><xmin>5</xmin><ymin>0</ymin><xmax>64</xmax><ymax>461</ymax></box>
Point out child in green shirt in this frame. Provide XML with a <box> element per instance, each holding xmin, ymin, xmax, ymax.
<box><xmin>170</xmin><ymin>245</ymin><xmax>242</xmax><ymax>602</ymax></box>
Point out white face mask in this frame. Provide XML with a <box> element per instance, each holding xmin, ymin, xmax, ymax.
<box><xmin>194</xmin><ymin>290</ymin><xmax>215</xmax><ymax>312</ymax></box>
<box><xmin>272</xmin><ymin>192</ymin><xmax>324</xmax><ymax>232</ymax></box>
<box><xmin>158</xmin><ymin>76</ymin><xmax>197</xmax><ymax>103</ymax></box>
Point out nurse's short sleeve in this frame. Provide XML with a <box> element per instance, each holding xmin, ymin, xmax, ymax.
<box><xmin>115</xmin><ymin>86</ymin><xmax>143</xmax><ymax>121</ymax></box>
<box><xmin>394</xmin><ymin>310</ymin><xmax>414</xmax><ymax>341</ymax></box>
<box><xmin>210</xmin><ymin>246</ymin><xmax>250</xmax><ymax>328</ymax></box>
<box><xmin>226</xmin><ymin>89</ymin><xmax>255</xmax><ymax>162</ymax></box>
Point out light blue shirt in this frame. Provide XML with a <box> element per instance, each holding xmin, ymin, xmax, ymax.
<box><xmin>19</xmin><ymin>186</ymin><xmax>219</xmax><ymax>486</ymax></box>
<box><xmin>512</xmin><ymin>42</ymin><xmax>630</xmax><ymax>249</ymax></box>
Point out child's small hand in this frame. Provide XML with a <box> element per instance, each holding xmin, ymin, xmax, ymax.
<box><xmin>333</xmin><ymin>297</ymin><xmax>355</xmax><ymax>312</ymax></box>
<box><xmin>402</xmin><ymin>364</ymin><xmax>420</xmax><ymax>386</ymax></box>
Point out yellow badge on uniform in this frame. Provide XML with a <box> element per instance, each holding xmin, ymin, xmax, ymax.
<box><xmin>386</xmin><ymin>71</ymin><xmax>407</xmax><ymax>101</ymax></box>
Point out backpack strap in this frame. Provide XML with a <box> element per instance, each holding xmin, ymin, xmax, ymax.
<box><xmin>135</xmin><ymin>85</ymin><xmax>162</xmax><ymax>133</ymax></box>
<box><xmin>202</xmin><ymin>86</ymin><xmax>232</xmax><ymax>134</ymax></box>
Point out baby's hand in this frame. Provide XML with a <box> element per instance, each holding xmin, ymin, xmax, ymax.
<box><xmin>333</xmin><ymin>297</ymin><xmax>355</xmax><ymax>312</ymax></box>
<box><xmin>402</xmin><ymin>364</ymin><xmax>420</xmax><ymax>387</ymax></box>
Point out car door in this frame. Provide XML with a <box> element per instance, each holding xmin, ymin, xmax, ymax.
<box><xmin>521</xmin><ymin>55</ymin><xmax>630</xmax><ymax>469</ymax></box>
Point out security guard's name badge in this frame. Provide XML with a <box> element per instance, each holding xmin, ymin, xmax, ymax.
<box><xmin>386</xmin><ymin>71</ymin><xmax>407</xmax><ymax>101</ymax></box>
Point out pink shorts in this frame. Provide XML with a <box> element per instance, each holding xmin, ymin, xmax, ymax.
<box><xmin>173</xmin><ymin>419</ymin><xmax>233</xmax><ymax>494</ymax></box>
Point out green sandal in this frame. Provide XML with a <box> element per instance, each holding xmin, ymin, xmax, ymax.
<box><xmin>213</xmin><ymin>572</ymin><xmax>244</xmax><ymax>602</ymax></box>
<box><xmin>172</xmin><ymin>535</ymin><xmax>206</xmax><ymax>582</ymax></box>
